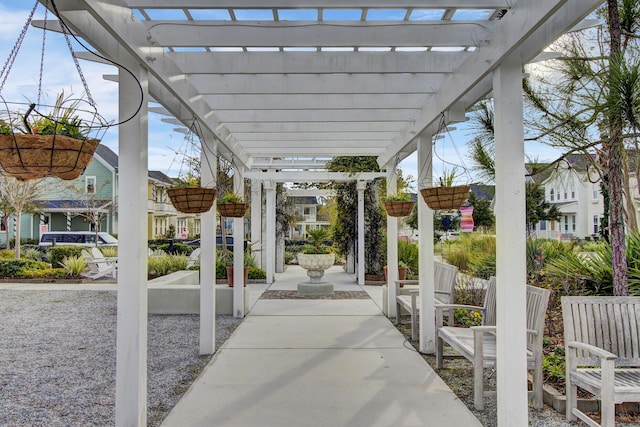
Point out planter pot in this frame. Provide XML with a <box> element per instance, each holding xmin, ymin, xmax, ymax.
<box><xmin>0</xmin><ymin>134</ymin><xmax>99</xmax><ymax>181</ymax></box>
<box><xmin>383</xmin><ymin>200</ymin><xmax>415</xmax><ymax>217</ymax></box>
<box><xmin>167</xmin><ymin>187</ymin><xmax>217</xmax><ymax>214</ymax></box>
<box><xmin>420</xmin><ymin>185</ymin><xmax>470</xmax><ymax>210</ymax></box>
<box><xmin>297</xmin><ymin>253</ymin><xmax>335</xmax><ymax>283</ymax></box>
<box><xmin>217</xmin><ymin>202</ymin><xmax>248</xmax><ymax>218</ymax></box>
<box><xmin>226</xmin><ymin>266</ymin><xmax>249</xmax><ymax>287</ymax></box>
<box><xmin>384</xmin><ymin>266</ymin><xmax>408</xmax><ymax>285</ymax></box>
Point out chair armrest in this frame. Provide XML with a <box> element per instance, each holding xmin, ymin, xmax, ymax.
<box><xmin>566</xmin><ymin>341</ymin><xmax>618</xmax><ymax>360</ymax></box>
<box><xmin>435</xmin><ymin>303</ymin><xmax>485</xmax><ymax>313</ymax></box>
<box><xmin>407</xmin><ymin>289</ymin><xmax>419</xmax><ymax>295</ymax></box>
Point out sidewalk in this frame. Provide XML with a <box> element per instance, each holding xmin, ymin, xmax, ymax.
<box><xmin>161</xmin><ymin>265</ymin><xmax>481</xmax><ymax>427</ymax></box>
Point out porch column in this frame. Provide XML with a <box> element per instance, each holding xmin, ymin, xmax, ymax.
<box><xmin>199</xmin><ymin>137</ymin><xmax>217</xmax><ymax>355</ymax></box>
<box><xmin>493</xmin><ymin>59</ymin><xmax>527</xmax><ymax>426</ymax></box>
<box><xmin>417</xmin><ymin>131</ymin><xmax>436</xmax><ymax>353</ymax></box>
<box><xmin>356</xmin><ymin>180</ymin><xmax>366</xmax><ymax>285</ymax></box>
<box><xmin>115</xmin><ymin>64</ymin><xmax>148</xmax><ymax>426</ymax></box>
<box><xmin>264</xmin><ymin>180</ymin><xmax>276</xmax><ymax>284</ymax></box>
<box><xmin>233</xmin><ymin>169</ymin><xmax>246</xmax><ymax>317</ymax></box>
<box><xmin>250</xmin><ymin>180</ymin><xmax>263</xmax><ymax>269</ymax></box>
<box><xmin>386</xmin><ymin>167</ymin><xmax>398</xmax><ymax>318</ymax></box>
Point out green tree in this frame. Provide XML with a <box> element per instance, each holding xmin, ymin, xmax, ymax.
<box><xmin>467</xmin><ymin>191</ymin><xmax>495</xmax><ymax>231</ymax></box>
<box><xmin>525</xmin><ymin>182</ymin><xmax>561</xmax><ymax>236</ymax></box>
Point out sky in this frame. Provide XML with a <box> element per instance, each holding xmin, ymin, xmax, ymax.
<box><xmin>0</xmin><ymin>2</ymin><xmax>567</xmax><ymax>188</ymax></box>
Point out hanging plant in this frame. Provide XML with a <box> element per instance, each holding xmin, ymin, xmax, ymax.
<box><xmin>217</xmin><ymin>192</ymin><xmax>248</xmax><ymax>218</ymax></box>
<box><xmin>0</xmin><ymin>93</ymin><xmax>104</xmax><ymax>181</ymax></box>
<box><xmin>420</xmin><ymin>168</ymin><xmax>470</xmax><ymax>210</ymax></box>
<box><xmin>167</xmin><ymin>176</ymin><xmax>217</xmax><ymax>214</ymax></box>
<box><xmin>382</xmin><ymin>193</ymin><xmax>415</xmax><ymax>217</ymax></box>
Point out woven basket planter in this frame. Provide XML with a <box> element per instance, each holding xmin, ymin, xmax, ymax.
<box><xmin>0</xmin><ymin>134</ymin><xmax>99</xmax><ymax>181</ymax></box>
<box><xmin>383</xmin><ymin>200</ymin><xmax>415</xmax><ymax>217</ymax></box>
<box><xmin>420</xmin><ymin>185</ymin><xmax>470</xmax><ymax>210</ymax></box>
<box><xmin>167</xmin><ymin>187</ymin><xmax>217</xmax><ymax>214</ymax></box>
<box><xmin>217</xmin><ymin>201</ymin><xmax>248</xmax><ymax>218</ymax></box>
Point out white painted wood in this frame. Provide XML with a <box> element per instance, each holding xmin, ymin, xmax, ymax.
<box><xmin>129</xmin><ymin>0</ymin><xmax>511</xmax><ymax>8</ymax></box>
<box><xmin>417</xmin><ymin>132</ymin><xmax>436</xmax><ymax>354</ymax></box>
<box><xmin>436</xmin><ymin>285</ymin><xmax>549</xmax><ymax>411</ymax></box>
<box><xmin>250</xmin><ymin>180</ymin><xmax>262</xmax><ymax>270</ymax></box>
<box><xmin>357</xmin><ymin>180</ymin><xmax>366</xmax><ymax>285</ymax></box>
<box><xmin>562</xmin><ymin>296</ymin><xmax>640</xmax><ymax>427</ymax></box>
<box><xmin>265</xmin><ymin>181</ymin><xmax>276</xmax><ymax>284</ymax></box>
<box><xmin>244</xmin><ymin>171</ymin><xmax>384</xmax><ymax>183</ymax></box>
<box><xmin>145</xmin><ymin>21</ymin><xmax>494</xmax><ymax>48</ymax></box>
<box><xmin>170</xmin><ymin>51</ymin><xmax>468</xmax><ymax>74</ymax></box>
<box><xmin>493</xmin><ymin>59</ymin><xmax>528</xmax><ymax>426</ymax></box>
<box><xmin>199</xmin><ymin>138</ymin><xmax>217</xmax><ymax>355</ymax></box>
<box><xmin>233</xmin><ymin>170</ymin><xmax>246</xmax><ymax>318</ymax></box>
<box><xmin>115</xmin><ymin>65</ymin><xmax>149</xmax><ymax>427</ymax></box>
<box><xmin>386</xmin><ymin>168</ymin><xmax>398</xmax><ymax>318</ymax></box>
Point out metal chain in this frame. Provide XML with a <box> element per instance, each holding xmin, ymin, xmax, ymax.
<box><xmin>37</xmin><ymin>2</ymin><xmax>49</xmax><ymax>105</ymax></box>
<box><xmin>57</xmin><ymin>8</ymin><xmax>95</xmax><ymax>106</ymax></box>
<box><xmin>0</xmin><ymin>1</ymin><xmax>39</xmax><ymax>93</ymax></box>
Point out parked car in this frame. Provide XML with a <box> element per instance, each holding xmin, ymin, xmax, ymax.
<box><xmin>39</xmin><ymin>231</ymin><xmax>118</xmax><ymax>248</ymax></box>
<box><xmin>185</xmin><ymin>236</ymin><xmax>247</xmax><ymax>251</ymax></box>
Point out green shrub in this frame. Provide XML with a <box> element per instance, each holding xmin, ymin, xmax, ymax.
<box><xmin>542</xmin><ymin>347</ymin><xmax>565</xmax><ymax>383</ymax></box>
<box><xmin>284</xmin><ymin>251</ymin><xmax>295</xmax><ymax>264</ymax></box>
<box><xmin>99</xmin><ymin>246</ymin><xmax>118</xmax><ymax>258</ymax></box>
<box><xmin>155</xmin><ymin>242</ymin><xmax>193</xmax><ymax>255</ymax></box>
<box><xmin>0</xmin><ymin>249</ymin><xmax>14</xmax><ymax>259</ymax></box>
<box><xmin>398</xmin><ymin>240</ymin><xmax>419</xmax><ymax>274</ymax></box>
<box><xmin>216</xmin><ymin>261</ymin><xmax>227</xmax><ymax>279</ymax></box>
<box><xmin>0</xmin><ymin>259</ymin><xmax>50</xmax><ymax>277</ymax></box>
<box><xmin>23</xmin><ymin>248</ymin><xmax>45</xmax><ymax>261</ymax></box>
<box><xmin>48</xmin><ymin>246</ymin><xmax>85</xmax><ymax>268</ymax></box>
<box><xmin>19</xmin><ymin>267</ymin><xmax>67</xmax><ymax>279</ymax></box>
<box><xmin>147</xmin><ymin>254</ymin><xmax>189</xmax><ymax>278</ymax></box>
<box><xmin>61</xmin><ymin>256</ymin><xmax>88</xmax><ymax>276</ymax></box>
<box><xmin>248</xmin><ymin>267</ymin><xmax>266</xmax><ymax>280</ymax></box>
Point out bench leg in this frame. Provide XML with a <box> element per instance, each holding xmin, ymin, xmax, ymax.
<box><xmin>473</xmin><ymin>361</ymin><xmax>484</xmax><ymax>410</ymax></box>
<box><xmin>411</xmin><ymin>303</ymin><xmax>417</xmax><ymax>341</ymax></box>
<box><xmin>436</xmin><ymin>336</ymin><xmax>444</xmax><ymax>369</ymax></box>
<box><xmin>566</xmin><ymin>372</ymin><xmax>576</xmax><ymax>421</ymax></box>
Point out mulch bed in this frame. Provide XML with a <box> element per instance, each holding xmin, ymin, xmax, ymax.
<box><xmin>260</xmin><ymin>290</ymin><xmax>370</xmax><ymax>300</ymax></box>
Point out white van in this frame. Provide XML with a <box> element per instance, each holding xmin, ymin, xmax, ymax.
<box><xmin>39</xmin><ymin>231</ymin><xmax>118</xmax><ymax>248</ymax></box>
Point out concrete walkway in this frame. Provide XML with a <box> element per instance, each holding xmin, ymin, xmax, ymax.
<box><xmin>161</xmin><ymin>265</ymin><xmax>481</xmax><ymax>427</ymax></box>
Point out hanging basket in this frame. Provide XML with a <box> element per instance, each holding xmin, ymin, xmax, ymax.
<box><xmin>383</xmin><ymin>200</ymin><xmax>416</xmax><ymax>217</ymax></box>
<box><xmin>0</xmin><ymin>134</ymin><xmax>99</xmax><ymax>181</ymax></box>
<box><xmin>420</xmin><ymin>185</ymin><xmax>470</xmax><ymax>210</ymax></box>
<box><xmin>217</xmin><ymin>201</ymin><xmax>248</xmax><ymax>218</ymax></box>
<box><xmin>167</xmin><ymin>187</ymin><xmax>217</xmax><ymax>214</ymax></box>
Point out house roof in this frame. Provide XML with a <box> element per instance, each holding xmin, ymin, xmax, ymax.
<box><xmin>94</xmin><ymin>144</ymin><xmax>119</xmax><ymax>169</ymax></box>
<box><xmin>148</xmin><ymin>170</ymin><xmax>175</xmax><ymax>184</ymax></box>
<box><xmin>289</xmin><ymin>196</ymin><xmax>318</xmax><ymax>205</ymax></box>
<box><xmin>35</xmin><ymin>200</ymin><xmax>113</xmax><ymax>212</ymax></box>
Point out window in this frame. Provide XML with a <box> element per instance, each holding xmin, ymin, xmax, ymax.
<box><xmin>85</xmin><ymin>176</ymin><xmax>96</xmax><ymax>194</ymax></box>
<box><xmin>593</xmin><ymin>215</ymin><xmax>599</xmax><ymax>234</ymax></box>
<box><xmin>540</xmin><ymin>220</ymin><xmax>547</xmax><ymax>231</ymax></box>
<box><xmin>564</xmin><ymin>216</ymin><xmax>569</xmax><ymax>232</ymax></box>
<box><xmin>563</xmin><ymin>187</ymin><xmax>567</xmax><ymax>199</ymax></box>
<box><xmin>570</xmin><ymin>183</ymin><xmax>575</xmax><ymax>199</ymax></box>
<box><xmin>154</xmin><ymin>217</ymin><xmax>167</xmax><ymax>237</ymax></box>
<box><xmin>550</xmin><ymin>189</ymin><xmax>554</xmax><ymax>201</ymax></box>
<box><xmin>572</xmin><ymin>215</ymin><xmax>576</xmax><ymax>232</ymax></box>
<box><xmin>592</xmin><ymin>184</ymin><xmax>599</xmax><ymax>200</ymax></box>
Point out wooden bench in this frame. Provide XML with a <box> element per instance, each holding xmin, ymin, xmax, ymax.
<box><xmin>394</xmin><ymin>262</ymin><xmax>458</xmax><ymax>340</ymax></box>
<box><xmin>562</xmin><ymin>296</ymin><xmax>640</xmax><ymax>427</ymax></box>
<box><xmin>436</xmin><ymin>284</ymin><xmax>550</xmax><ymax>410</ymax></box>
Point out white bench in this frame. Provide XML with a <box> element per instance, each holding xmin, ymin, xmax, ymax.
<box><xmin>436</xmin><ymin>284</ymin><xmax>550</xmax><ymax>410</ymax></box>
<box><xmin>394</xmin><ymin>262</ymin><xmax>458</xmax><ymax>340</ymax></box>
<box><xmin>562</xmin><ymin>296</ymin><xmax>640</xmax><ymax>427</ymax></box>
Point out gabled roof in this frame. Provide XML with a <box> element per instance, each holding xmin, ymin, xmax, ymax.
<box><xmin>289</xmin><ymin>196</ymin><xmax>318</xmax><ymax>205</ymax></box>
<box><xmin>34</xmin><ymin>200</ymin><xmax>112</xmax><ymax>212</ymax></box>
<box><xmin>94</xmin><ymin>144</ymin><xmax>118</xmax><ymax>170</ymax></box>
<box><xmin>148</xmin><ymin>170</ymin><xmax>175</xmax><ymax>184</ymax></box>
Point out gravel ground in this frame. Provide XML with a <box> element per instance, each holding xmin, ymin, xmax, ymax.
<box><xmin>0</xmin><ymin>290</ymin><xmax>242</xmax><ymax>427</ymax></box>
<box><xmin>394</xmin><ymin>321</ymin><xmax>640</xmax><ymax>427</ymax></box>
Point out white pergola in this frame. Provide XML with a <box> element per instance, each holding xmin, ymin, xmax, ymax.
<box><xmin>40</xmin><ymin>1</ymin><xmax>602</xmax><ymax>425</ymax></box>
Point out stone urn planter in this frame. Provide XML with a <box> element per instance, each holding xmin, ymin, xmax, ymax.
<box><xmin>297</xmin><ymin>253</ymin><xmax>335</xmax><ymax>296</ymax></box>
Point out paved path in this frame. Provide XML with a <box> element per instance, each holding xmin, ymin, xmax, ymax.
<box><xmin>161</xmin><ymin>265</ymin><xmax>481</xmax><ymax>427</ymax></box>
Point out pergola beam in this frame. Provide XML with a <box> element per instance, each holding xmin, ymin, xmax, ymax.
<box><xmin>128</xmin><ymin>0</ymin><xmax>509</xmax><ymax>8</ymax></box>
<box><xmin>170</xmin><ymin>51</ymin><xmax>468</xmax><ymax>74</ymax></box>
<box><xmin>145</xmin><ymin>21</ymin><xmax>495</xmax><ymax>48</ymax></box>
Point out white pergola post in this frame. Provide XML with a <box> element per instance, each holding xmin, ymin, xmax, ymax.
<box><xmin>115</xmin><ymin>65</ymin><xmax>148</xmax><ymax>427</ymax></box>
<box><xmin>494</xmin><ymin>59</ymin><xmax>528</xmax><ymax>426</ymax></box>
<box><xmin>250</xmin><ymin>180</ymin><xmax>263</xmax><ymax>269</ymax></box>
<box><xmin>233</xmin><ymin>169</ymin><xmax>246</xmax><ymax>317</ymax></box>
<box><xmin>199</xmin><ymin>138</ymin><xmax>217</xmax><ymax>355</ymax></box>
<box><xmin>386</xmin><ymin>168</ymin><xmax>398</xmax><ymax>318</ymax></box>
<box><xmin>356</xmin><ymin>180</ymin><xmax>366</xmax><ymax>285</ymax></box>
<box><xmin>417</xmin><ymin>132</ymin><xmax>436</xmax><ymax>354</ymax></box>
<box><xmin>264</xmin><ymin>180</ymin><xmax>276</xmax><ymax>284</ymax></box>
